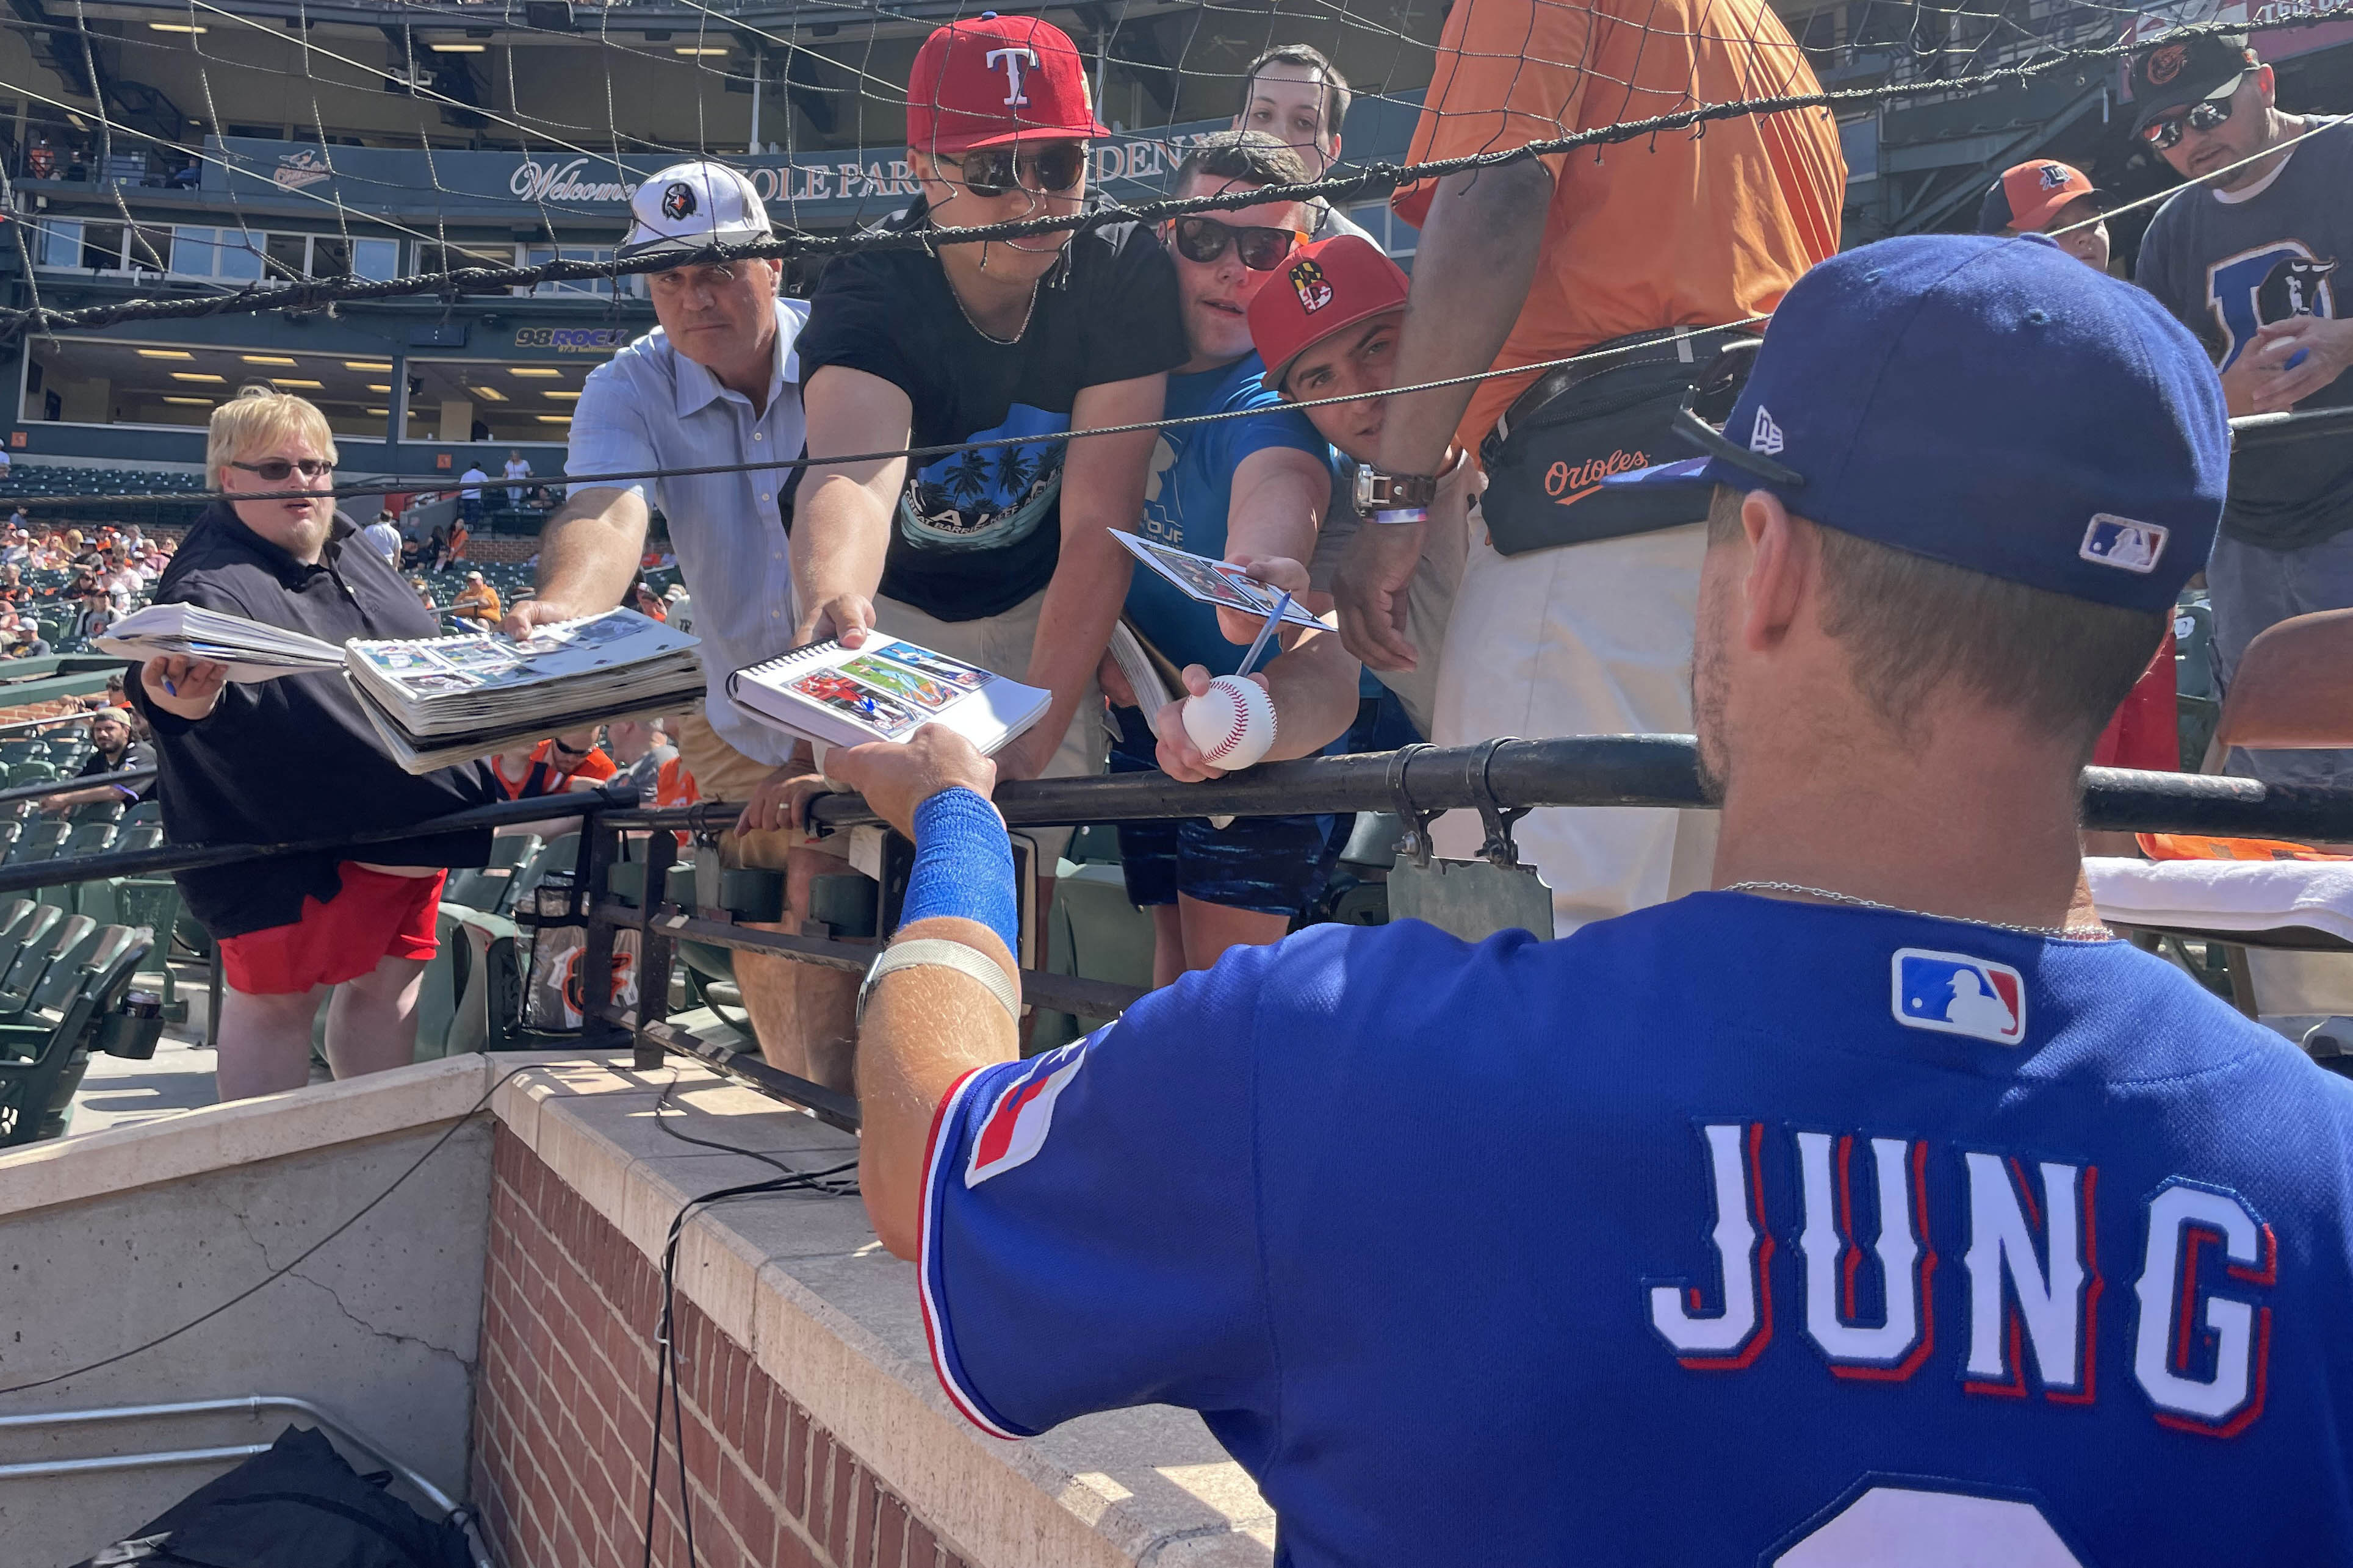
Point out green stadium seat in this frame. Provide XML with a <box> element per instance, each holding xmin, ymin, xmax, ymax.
<box><xmin>1032</xmin><ymin>861</ymin><xmax>1155</xmax><ymax>1049</ymax></box>
<box><xmin>5</xmin><ymin>819</ymin><xmax>68</xmax><ymax>865</ymax></box>
<box><xmin>7</xmin><ymin>763</ymin><xmax>54</xmax><ymax>789</ymax></box>
<box><xmin>68</xmin><ymin>800</ymin><xmax>123</xmax><ymax>826</ymax></box>
<box><xmin>417</xmin><ymin>905</ymin><xmax>524</xmax><ymax>1059</ymax></box>
<box><xmin>122</xmin><ymin>800</ymin><xmax>160</xmax><ymax>827</ymax></box>
<box><xmin>0</xmin><ymin>924</ymin><xmax>156</xmax><ymax>1146</ymax></box>
<box><xmin>442</xmin><ymin>832</ymin><xmax>541</xmax><ymax>912</ymax></box>
<box><xmin>0</xmin><ymin>912</ymin><xmax>96</xmax><ymax>1018</ymax></box>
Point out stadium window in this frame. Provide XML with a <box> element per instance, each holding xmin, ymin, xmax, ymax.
<box><xmin>353</xmin><ymin>239</ymin><xmax>398</xmax><ymax>281</ymax></box>
<box><xmin>170</xmin><ymin>225</ymin><xmax>216</xmax><ymax>277</ymax></box>
<box><xmin>81</xmin><ymin>222</ymin><xmax>125</xmax><ymax>272</ymax></box>
<box><xmin>39</xmin><ymin>218</ymin><xmax>81</xmax><ymax>269</ymax></box>
<box><xmin>126</xmin><ymin>226</ymin><xmax>169</xmax><ymax>275</ymax></box>
<box><xmin>312</xmin><ymin>237</ymin><xmax>353</xmax><ymax>278</ymax></box>
<box><xmin>417</xmin><ymin>241</ymin><xmax>520</xmax><ymax>282</ymax></box>
<box><xmin>519</xmin><ymin>245</ymin><xmax>633</xmax><ymax>298</ymax></box>
<box><xmin>264</xmin><ymin>232</ymin><xmax>309</xmax><ymax>282</ymax></box>
<box><xmin>23</xmin><ymin>340</ymin><xmax>394</xmax><ymax>438</ymax></box>
<box><xmin>218</xmin><ymin>231</ymin><xmax>265</xmax><ymax>282</ymax></box>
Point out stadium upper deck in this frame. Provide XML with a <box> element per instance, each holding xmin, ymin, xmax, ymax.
<box><xmin>1</xmin><ymin>0</ymin><xmax>2346</xmax><ymax>489</ymax></box>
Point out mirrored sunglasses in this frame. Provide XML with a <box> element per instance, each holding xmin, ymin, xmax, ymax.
<box><xmin>1169</xmin><ymin>215</ymin><xmax>1305</xmax><ymax>271</ymax></box>
<box><xmin>954</xmin><ymin>144</ymin><xmax>1087</xmax><ymax>198</ymax></box>
<box><xmin>2138</xmin><ymin>79</ymin><xmax>2243</xmax><ymax>150</ymax></box>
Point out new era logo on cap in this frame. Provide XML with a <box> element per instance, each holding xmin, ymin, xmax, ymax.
<box><xmin>2080</xmin><ymin>514</ymin><xmax>2167</xmax><ymax>574</ymax></box>
<box><xmin>1750</xmin><ymin>407</ymin><xmax>1785</xmax><ymax>456</ymax></box>
<box><xmin>1892</xmin><ymin>948</ymin><xmax>2025</xmax><ymax>1045</ymax></box>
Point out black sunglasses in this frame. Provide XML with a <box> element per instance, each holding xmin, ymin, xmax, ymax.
<box><xmin>2138</xmin><ymin>79</ymin><xmax>2242</xmax><ymax>150</ymax></box>
<box><xmin>953</xmin><ymin>144</ymin><xmax>1087</xmax><ymax>198</ymax></box>
<box><xmin>229</xmin><ymin>458</ymin><xmax>334</xmax><ymax>481</ymax></box>
<box><xmin>1168</xmin><ymin>215</ymin><xmax>1305</xmax><ymax>272</ymax></box>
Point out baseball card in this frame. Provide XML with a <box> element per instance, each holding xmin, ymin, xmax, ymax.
<box><xmin>1115</xmin><ymin>532</ymin><xmax>1326</xmax><ymax>631</ymax></box>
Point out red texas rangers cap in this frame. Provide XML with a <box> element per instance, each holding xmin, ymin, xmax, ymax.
<box><xmin>1248</xmin><ymin>236</ymin><xmax>1411</xmax><ymax>392</ymax></box>
<box><xmin>906</xmin><ymin>12</ymin><xmax>1111</xmax><ymax>157</ymax></box>
<box><xmin>1975</xmin><ymin>160</ymin><xmax>2104</xmax><ymax>237</ymax></box>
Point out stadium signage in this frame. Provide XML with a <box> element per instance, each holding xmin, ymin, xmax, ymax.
<box><xmin>513</xmin><ymin>326</ymin><xmax>630</xmax><ymax>354</ymax></box>
<box><xmin>206</xmin><ymin>123</ymin><xmax>1240</xmax><ymax>223</ymax></box>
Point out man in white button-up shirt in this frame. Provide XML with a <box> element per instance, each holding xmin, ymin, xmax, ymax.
<box><xmin>508</xmin><ymin>160</ymin><xmax>834</xmax><ymax>1082</ymax></box>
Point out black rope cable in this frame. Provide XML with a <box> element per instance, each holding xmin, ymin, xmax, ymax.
<box><xmin>7</xmin><ymin>8</ymin><xmax>2343</xmax><ymax>335</ymax></box>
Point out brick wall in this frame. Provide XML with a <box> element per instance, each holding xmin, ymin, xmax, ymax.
<box><xmin>474</xmin><ymin>1126</ymin><xmax>975</xmax><ymax>1568</ymax></box>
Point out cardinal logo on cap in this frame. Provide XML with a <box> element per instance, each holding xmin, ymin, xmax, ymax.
<box><xmin>1290</xmin><ymin>257</ymin><xmax>1333</xmax><ymax>314</ymax></box>
<box><xmin>2146</xmin><ymin>43</ymin><xmax>2188</xmax><ymax>86</ymax></box>
<box><xmin>661</xmin><ymin>182</ymin><xmax>697</xmax><ymax>221</ymax></box>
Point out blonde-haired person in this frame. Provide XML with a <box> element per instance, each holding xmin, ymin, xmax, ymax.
<box><xmin>127</xmin><ymin>386</ymin><xmax>500</xmax><ymax>1104</ymax></box>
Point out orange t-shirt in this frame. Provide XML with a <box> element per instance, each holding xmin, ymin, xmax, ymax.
<box><xmin>1394</xmin><ymin>0</ymin><xmax>1847</xmax><ymax>457</ymax></box>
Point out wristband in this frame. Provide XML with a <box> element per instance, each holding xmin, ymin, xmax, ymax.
<box><xmin>1371</xmin><ymin>506</ymin><xmax>1430</xmax><ymax>526</ymax></box>
<box><xmin>856</xmin><ymin>938</ymin><xmax>1018</xmax><ymax>1026</ymax></box>
<box><xmin>899</xmin><ymin>786</ymin><xmax>1018</xmax><ymax>951</ymax></box>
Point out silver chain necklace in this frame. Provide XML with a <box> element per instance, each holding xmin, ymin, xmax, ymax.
<box><xmin>1720</xmin><ymin>880</ymin><xmax>2113</xmax><ymax>941</ymax></box>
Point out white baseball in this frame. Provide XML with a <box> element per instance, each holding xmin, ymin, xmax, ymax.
<box><xmin>1182</xmin><ymin>675</ymin><xmax>1277</xmax><ymax>771</ymax></box>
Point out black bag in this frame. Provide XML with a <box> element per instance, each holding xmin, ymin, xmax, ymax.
<box><xmin>76</xmin><ymin>1425</ymin><xmax>472</xmax><ymax>1568</ymax></box>
<box><xmin>1478</xmin><ymin>331</ymin><xmax>1762</xmax><ymax>558</ymax></box>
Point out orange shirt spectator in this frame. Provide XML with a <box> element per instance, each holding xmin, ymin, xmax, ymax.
<box><xmin>447</xmin><ymin>521</ymin><xmax>471</xmax><ymax>562</ymax></box>
<box><xmin>450</xmin><ymin>573</ymin><xmax>503</xmax><ymax>627</ymax></box>
<box><xmin>654</xmin><ymin>752</ymin><xmax>701</xmax><ymax>846</ymax></box>
<box><xmin>489</xmin><ymin>737</ymin><xmax>617</xmax><ymax>800</ymax></box>
<box><xmin>1393</xmin><ymin>0</ymin><xmax>1846</xmax><ymax>458</ymax></box>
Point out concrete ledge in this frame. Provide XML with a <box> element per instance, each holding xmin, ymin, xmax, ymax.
<box><xmin>0</xmin><ymin>1051</ymin><xmax>584</xmax><ymax>1221</ymax></box>
<box><xmin>491</xmin><ymin>1060</ymin><xmax>1275</xmax><ymax>1568</ymax></box>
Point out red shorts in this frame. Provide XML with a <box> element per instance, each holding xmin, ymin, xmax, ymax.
<box><xmin>218</xmin><ymin>863</ymin><xmax>445</xmax><ymax>996</ymax></box>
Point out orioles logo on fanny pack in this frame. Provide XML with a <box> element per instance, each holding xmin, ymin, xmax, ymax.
<box><xmin>1290</xmin><ymin>257</ymin><xmax>1333</xmax><ymax>314</ymax></box>
<box><xmin>1545</xmin><ymin>449</ymin><xmax>1650</xmax><ymax>506</ymax></box>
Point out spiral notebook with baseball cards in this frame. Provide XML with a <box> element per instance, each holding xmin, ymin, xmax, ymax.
<box><xmin>726</xmin><ymin>636</ymin><xmax>1048</xmax><ymax>754</ymax></box>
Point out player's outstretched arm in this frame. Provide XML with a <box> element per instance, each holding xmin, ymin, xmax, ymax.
<box><xmin>827</xmin><ymin>727</ymin><xmax>1022</xmax><ymax>1259</ymax></box>
<box><xmin>795</xmin><ymin>365</ymin><xmax>913</xmax><ymax>648</ymax></box>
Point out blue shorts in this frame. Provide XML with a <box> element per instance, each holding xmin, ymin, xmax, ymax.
<box><xmin>1108</xmin><ymin>707</ymin><xmax>1338</xmax><ymax>917</ymax></box>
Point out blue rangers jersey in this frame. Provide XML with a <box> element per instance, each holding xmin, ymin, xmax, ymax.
<box><xmin>918</xmin><ymin>893</ymin><xmax>2353</xmax><ymax>1565</ymax></box>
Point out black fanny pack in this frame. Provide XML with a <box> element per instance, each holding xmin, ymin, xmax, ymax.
<box><xmin>1478</xmin><ymin>328</ymin><xmax>1762</xmax><ymax>558</ymax></box>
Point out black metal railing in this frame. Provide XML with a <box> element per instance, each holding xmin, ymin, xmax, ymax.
<box><xmin>5</xmin><ymin>738</ymin><xmax>2353</xmax><ymax>1133</ymax></box>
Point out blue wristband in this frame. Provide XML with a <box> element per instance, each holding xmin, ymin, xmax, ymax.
<box><xmin>900</xmin><ymin>787</ymin><xmax>1018</xmax><ymax>952</ymax></box>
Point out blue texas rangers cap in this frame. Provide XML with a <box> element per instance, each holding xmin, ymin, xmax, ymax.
<box><xmin>1607</xmin><ymin>233</ymin><xmax>2228</xmax><ymax>613</ymax></box>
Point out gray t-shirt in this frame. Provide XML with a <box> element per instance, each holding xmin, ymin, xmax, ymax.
<box><xmin>2135</xmin><ymin>118</ymin><xmax>2353</xmax><ymax>550</ymax></box>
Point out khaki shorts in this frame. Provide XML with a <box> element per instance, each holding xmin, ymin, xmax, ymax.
<box><xmin>871</xmin><ymin>588</ymin><xmax>1104</xmax><ymax>869</ymax></box>
<box><xmin>672</xmin><ymin>707</ymin><xmax>797</xmax><ymax>872</ymax></box>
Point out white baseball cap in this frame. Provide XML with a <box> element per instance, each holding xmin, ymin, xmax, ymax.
<box><xmin>617</xmin><ymin>160</ymin><xmax>773</xmax><ymax>264</ymax></box>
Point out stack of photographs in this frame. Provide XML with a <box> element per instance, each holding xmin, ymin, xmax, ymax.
<box><xmin>344</xmin><ymin>608</ymin><xmax>705</xmax><ymax>772</ymax></box>
<box><xmin>96</xmin><ymin>603</ymin><xmax>346</xmax><ymax>683</ymax></box>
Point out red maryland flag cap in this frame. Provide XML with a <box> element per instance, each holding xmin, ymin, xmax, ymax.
<box><xmin>906</xmin><ymin>13</ymin><xmax>1110</xmax><ymax>157</ymax></box>
<box><xmin>1248</xmin><ymin>236</ymin><xmax>1411</xmax><ymax>392</ymax></box>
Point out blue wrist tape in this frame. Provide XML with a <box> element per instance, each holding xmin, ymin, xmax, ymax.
<box><xmin>901</xmin><ymin>787</ymin><xmax>1018</xmax><ymax>951</ymax></box>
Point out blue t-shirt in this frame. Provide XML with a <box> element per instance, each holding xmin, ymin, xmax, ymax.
<box><xmin>1123</xmin><ymin>352</ymin><xmax>1324</xmax><ymax>676</ymax></box>
<box><xmin>920</xmin><ymin>893</ymin><xmax>2353</xmax><ymax>1566</ymax></box>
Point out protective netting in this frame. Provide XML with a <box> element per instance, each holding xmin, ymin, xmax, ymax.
<box><xmin>2</xmin><ymin>0</ymin><xmax>2328</xmax><ymax>336</ymax></box>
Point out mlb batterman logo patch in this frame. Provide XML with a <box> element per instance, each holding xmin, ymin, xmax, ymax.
<box><xmin>1892</xmin><ymin>948</ymin><xmax>2025</xmax><ymax>1045</ymax></box>
<box><xmin>965</xmin><ymin>1047</ymin><xmax>1086</xmax><ymax>1186</ymax></box>
<box><xmin>1290</xmin><ymin>257</ymin><xmax>1333</xmax><ymax>314</ymax></box>
<box><xmin>2080</xmin><ymin>514</ymin><xmax>2167</xmax><ymax>574</ymax></box>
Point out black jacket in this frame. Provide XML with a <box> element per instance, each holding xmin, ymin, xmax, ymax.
<box><xmin>127</xmin><ymin>501</ymin><xmax>497</xmax><ymax>938</ymax></box>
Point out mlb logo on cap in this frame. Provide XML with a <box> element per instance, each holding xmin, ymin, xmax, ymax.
<box><xmin>2080</xmin><ymin>514</ymin><xmax>2167</xmax><ymax>574</ymax></box>
<box><xmin>1891</xmin><ymin>948</ymin><xmax>2025</xmax><ymax>1045</ymax></box>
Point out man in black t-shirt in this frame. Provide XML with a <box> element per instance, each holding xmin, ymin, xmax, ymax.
<box><xmin>789</xmin><ymin>12</ymin><xmax>1183</xmax><ymax>816</ymax></box>
<box><xmin>778</xmin><ymin>12</ymin><xmax>1183</xmax><ymax>1077</ymax></box>
<box><xmin>2128</xmin><ymin>29</ymin><xmax>2353</xmax><ymax>788</ymax></box>
<box><xmin>43</xmin><ymin>707</ymin><xmax>154</xmax><ymax>813</ymax></box>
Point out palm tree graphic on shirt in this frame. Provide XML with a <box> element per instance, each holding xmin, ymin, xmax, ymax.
<box><xmin>899</xmin><ymin>402</ymin><xmax>1068</xmax><ymax>552</ymax></box>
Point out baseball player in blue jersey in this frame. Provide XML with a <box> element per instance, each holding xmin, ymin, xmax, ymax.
<box><xmin>825</xmin><ymin>235</ymin><xmax>2353</xmax><ymax>1563</ymax></box>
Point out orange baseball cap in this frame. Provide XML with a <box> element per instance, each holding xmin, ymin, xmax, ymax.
<box><xmin>1976</xmin><ymin>160</ymin><xmax>2104</xmax><ymax>236</ymax></box>
<box><xmin>1247</xmin><ymin>236</ymin><xmax>1410</xmax><ymax>392</ymax></box>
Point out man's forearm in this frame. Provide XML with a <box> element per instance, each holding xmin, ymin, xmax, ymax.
<box><xmin>793</xmin><ymin>474</ymin><xmax>895</xmax><ymax>625</ymax></box>
<box><xmin>1261</xmin><ymin>631</ymin><xmax>1362</xmax><ymax>761</ymax></box>
<box><xmin>533</xmin><ymin>489</ymin><xmax>647</xmax><ymax>613</ymax></box>
<box><xmin>1023</xmin><ymin>522</ymin><xmax>1134</xmax><ymax>750</ymax></box>
<box><xmin>1376</xmin><ymin>161</ymin><xmax>1555</xmax><ymax>478</ymax></box>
